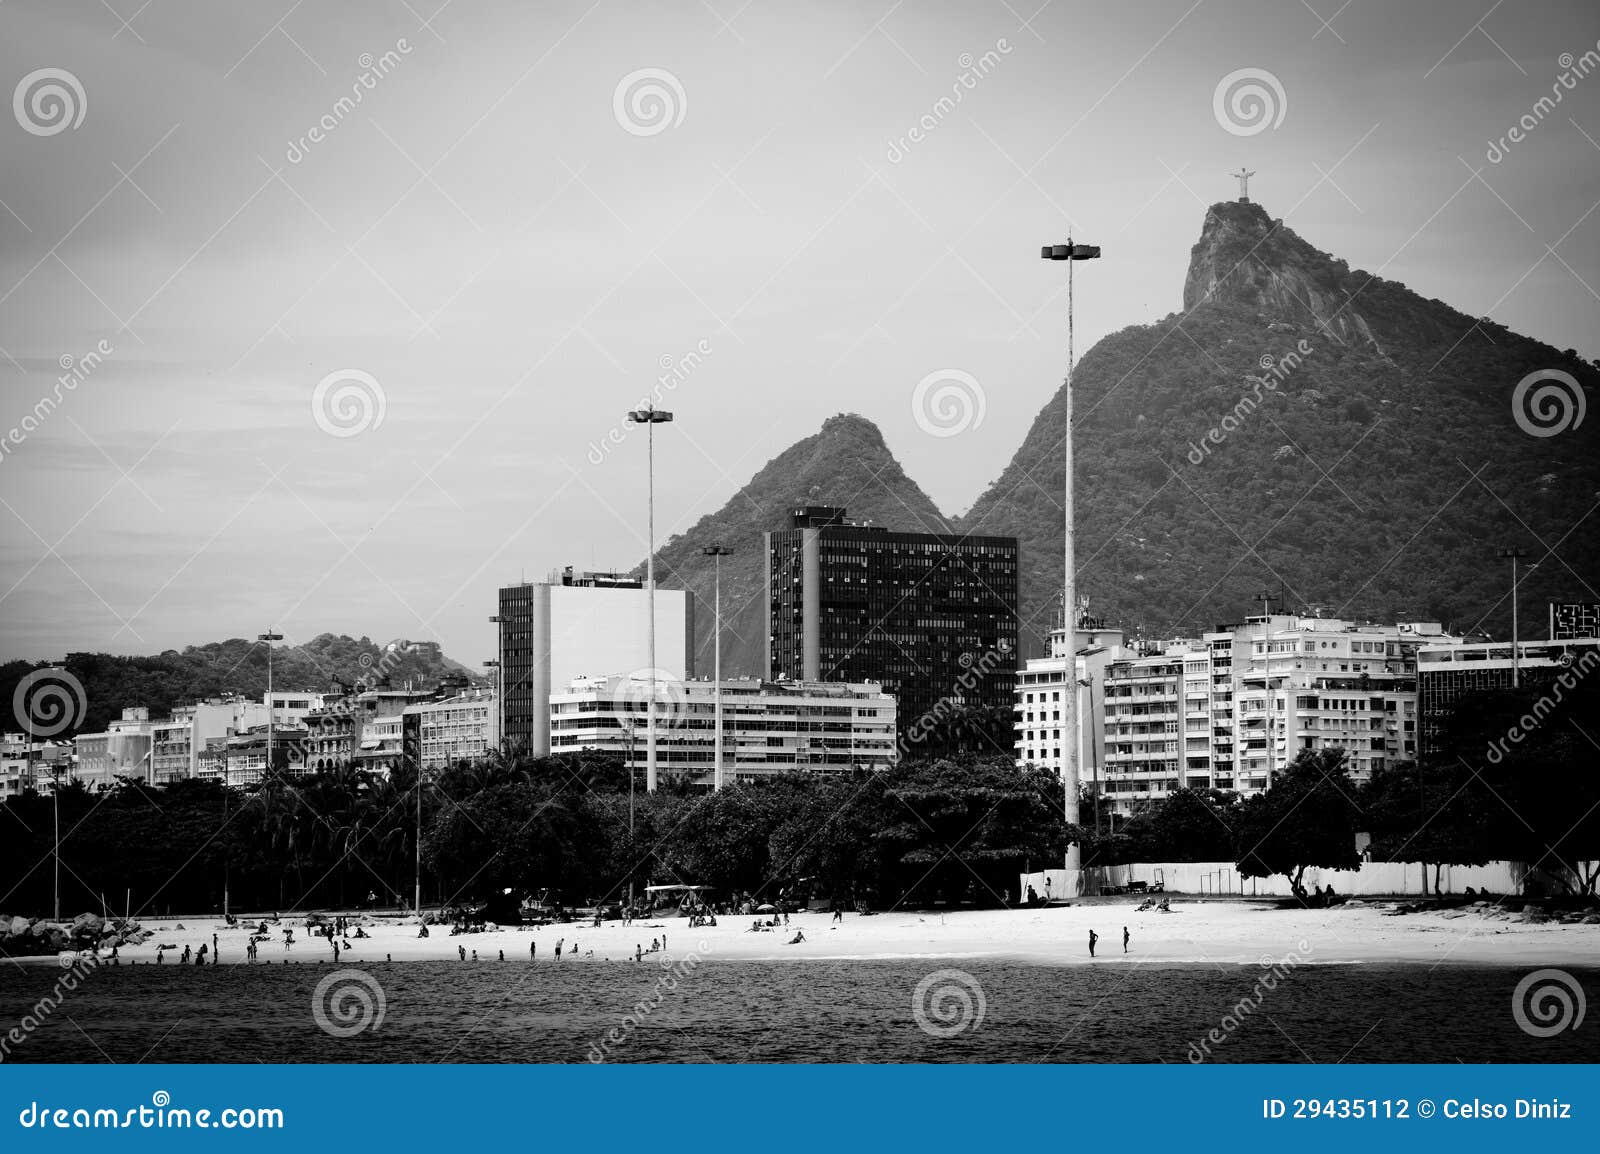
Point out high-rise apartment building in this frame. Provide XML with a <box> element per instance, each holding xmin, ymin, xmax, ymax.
<box><xmin>497</xmin><ymin>568</ymin><xmax>693</xmax><ymax>756</ymax></box>
<box><xmin>764</xmin><ymin>506</ymin><xmax>1018</xmax><ymax>737</ymax></box>
<box><xmin>1086</xmin><ymin>615</ymin><xmax>1456</xmax><ymax>816</ymax></box>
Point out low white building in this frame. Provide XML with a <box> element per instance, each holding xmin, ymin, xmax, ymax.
<box><xmin>549</xmin><ymin>674</ymin><xmax>897</xmax><ymax>788</ymax></box>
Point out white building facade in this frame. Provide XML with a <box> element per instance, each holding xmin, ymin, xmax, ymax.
<box><xmin>549</xmin><ymin>674</ymin><xmax>896</xmax><ymax>788</ymax></box>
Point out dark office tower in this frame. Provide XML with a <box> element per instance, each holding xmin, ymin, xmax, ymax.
<box><xmin>764</xmin><ymin>506</ymin><xmax>1019</xmax><ymax>738</ymax></box>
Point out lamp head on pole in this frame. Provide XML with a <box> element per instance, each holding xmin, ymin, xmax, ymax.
<box><xmin>701</xmin><ymin>545</ymin><xmax>732</xmax><ymax>558</ymax></box>
<box><xmin>1497</xmin><ymin>547</ymin><xmax>1529</xmax><ymax>560</ymax></box>
<box><xmin>258</xmin><ymin>631</ymin><xmax>284</xmax><ymax>643</ymax></box>
<box><xmin>627</xmin><ymin>407</ymin><xmax>674</xmax><ymax>424</ymax></box>
<box><xmin>1040</xmin><ymin>243</ymin><xmax>1102</xmax><ymax>261</ymax></box>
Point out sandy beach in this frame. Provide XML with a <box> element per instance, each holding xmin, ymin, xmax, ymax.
<box><xmin>72</xmin><ymin>899</ymin><xmax>1600</xmax><ymax>971</ymax></box>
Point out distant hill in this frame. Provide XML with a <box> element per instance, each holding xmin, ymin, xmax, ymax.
<box><xmin>2</xmin><ymin>634</ymin><xmax>477</xmax><ymax>736</ymax></box>
<box><xmin>640</xmin><ymin>201</ymin><xmax>1599</xmax><ymax>662</ymax></box>
<box><xmin>631</xmin><ymin>412</ymin><xmax>948</xmax><ymax>678</ymax></box>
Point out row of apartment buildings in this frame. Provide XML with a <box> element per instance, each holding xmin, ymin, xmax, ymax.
<box><xmin>1017</xmin><ymin>603</ymin><xmax>1600</xmax><ymax>817</ymax></box>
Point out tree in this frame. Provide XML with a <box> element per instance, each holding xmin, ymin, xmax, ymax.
<box><xmin>1235</xmin><ymin>750</ymin><xmax>1362</xmax><ymax>897</ymax></box>
<box><xmin>1361</xmin><ymin>761</ymin><xmax>1494</xmax><ymax>894</ymax></box>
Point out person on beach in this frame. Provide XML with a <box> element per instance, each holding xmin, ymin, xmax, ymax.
<box><xmin>181</xmin><ymin>945</ymin><xmax>191</xmax><ymax>964</ymax></box>
<box><xmin>284</xmin><ymin>928</ymin><xmax>294</xmax><ymax>949</ymax></box>
<box><xmin>788</xmin><ymin>930</ymin><xmax>805</xmax><ymax>944</ymax></box>
<box><xmin>530</xmin><ymin>941</ymin><xmax>537</xmax><ymax>960</ymax></box>
<box><xmin>1088</xmin><ymin>930</ymin><xmax>1098</xmax><ymax>958</ymax></box>
<box><xmin>636</xmin><ymin>944</ymin><xmax>642</xmax><ymax>962</ymax></box>
<box><xmin>472</xmin><ymin>950</ymin><xmax>479</xmax><ymax>961</ymax></box>
<box><xmin>570</xmin><ymin>941</ymin><xmax>577</xmax><ymax>956</ymax></box>
<box><xmin>333</xmin><ymin>941</ymin><xmax>340</xmax><ymax>962</ymax></box>
<box><xmin>499</xmin><ymin>950</ymin><xmax>505</xmax><ymax>961</ymax></box>
<box><xmin>212</xmin><ymin>933</ymin><xmax>218</xmax><ymax>956</ymax></box>
<box><xmin>832</xmin><ymin>907</ymin><xmax>843</xmax><ymax>924</ymax></box>
<box><xmin>1123</xmin><ymin>926</ymin><xmax>1130</xmax><ymax>953</ymax></box>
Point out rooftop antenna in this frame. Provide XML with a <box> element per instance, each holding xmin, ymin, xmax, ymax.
<box><xmin>1232</xmin><ymin>167</ymin><xmax>1255</xmax><ymax>203</ymax></box>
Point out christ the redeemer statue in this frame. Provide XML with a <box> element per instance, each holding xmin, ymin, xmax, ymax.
<box><xmin>1232</xmin><ymin>167</ymin><xmax>1255</xmax><ymax>203</ymax></box>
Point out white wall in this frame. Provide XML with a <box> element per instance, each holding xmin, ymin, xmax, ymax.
<box><xmin>1019</xmin><ymin>859</ymin><xmax>1592</xmax><ymax>899</ymax></box>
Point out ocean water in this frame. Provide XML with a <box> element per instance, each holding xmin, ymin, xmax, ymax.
<box><xmin>2</xmin><ymin>960</ymin><xmax>1596</xmax><ymax>1063</ymax></box>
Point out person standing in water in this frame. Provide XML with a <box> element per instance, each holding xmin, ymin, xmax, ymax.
<box><xmin>1088</xmin><ymin>930</ymin><xmax>1098</xmax><ymax>958</ymax></box>
<box><xmin>1122</xmin><ymin>926</ymin><xmax>1130</xmax><ymax>954</ymax></box>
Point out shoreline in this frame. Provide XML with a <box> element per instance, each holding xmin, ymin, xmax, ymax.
<box><xmin>12</xmin><ymin>900</ymin><xmax>1599</xmax><ymax>970</ymax></box>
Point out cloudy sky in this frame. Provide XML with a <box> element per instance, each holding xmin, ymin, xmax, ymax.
<box><xmin>1</xmin><ymin>0</ymin><xmax>1596</xmax><ymax>668</ymax></box>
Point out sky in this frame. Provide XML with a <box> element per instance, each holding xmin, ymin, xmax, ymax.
<box><xmin>1</xmin><ymin>0</ymin><xmax>1597</xmax><ymax>669</ymax></box>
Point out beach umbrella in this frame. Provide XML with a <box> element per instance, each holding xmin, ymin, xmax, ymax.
<box><xmin>755</xmin><ymin>904</ymin><xmax>777</xmax><ymax>913</ymax></box>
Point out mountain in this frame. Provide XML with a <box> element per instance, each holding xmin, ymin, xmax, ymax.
<box><xmin>634</xmin><ymin>412</ymin><xmax>947</xmax><ymax>677</ymax></box>
<box><xmin>2</xmin><ymin>634</ymin><xmax>477</xmax><ymax>736</ymax></box>
<box><xmin>960</xmin><ymin>199</ymin><xmax>1599</xmax><ymax>650</ymax></box>
<box><xmin>642</xmin><ymin>201</ymin><xmax>1598</xmax><ymax>662</ymax></box>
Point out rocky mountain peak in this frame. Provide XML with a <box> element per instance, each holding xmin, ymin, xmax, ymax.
<box><xmin>1182</xmin><ymin>201</ymin><xmax>1383</xmax><ymax>351</ymax></box>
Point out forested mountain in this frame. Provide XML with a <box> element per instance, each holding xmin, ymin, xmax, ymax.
<box><xmin>2</xmin><ymin>634</ymin><xmax>476</xmax><ymax>735</ymax></box>
<box><xmin>643</xmin><ymin>201</ymin><xmax>1598</xmax><ymax>662</ymax></box>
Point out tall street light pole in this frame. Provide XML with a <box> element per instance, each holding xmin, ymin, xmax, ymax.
<box><xmin>1498</xmin><ymin>548</ymin><xmax>1529</xmax><ymax>688</ymax></box>
<box><xmin>1041</xmin><ymin>238</ymin><xmax>1101</xmax><ymax>885</ymax></box>
<box><xmin>702</xmin><ymin>545</ymin><xmax>732</xmax><ymax>790</ymax></box>
<box><xmin>258</xmin><ymin>631</ymin><xmax>283</xmax><ymax>783</ymax></box>
<box><xmin>628</xmin><ymin>405</ymin><xmax>674</xmax><ymax>792</ymax></box>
